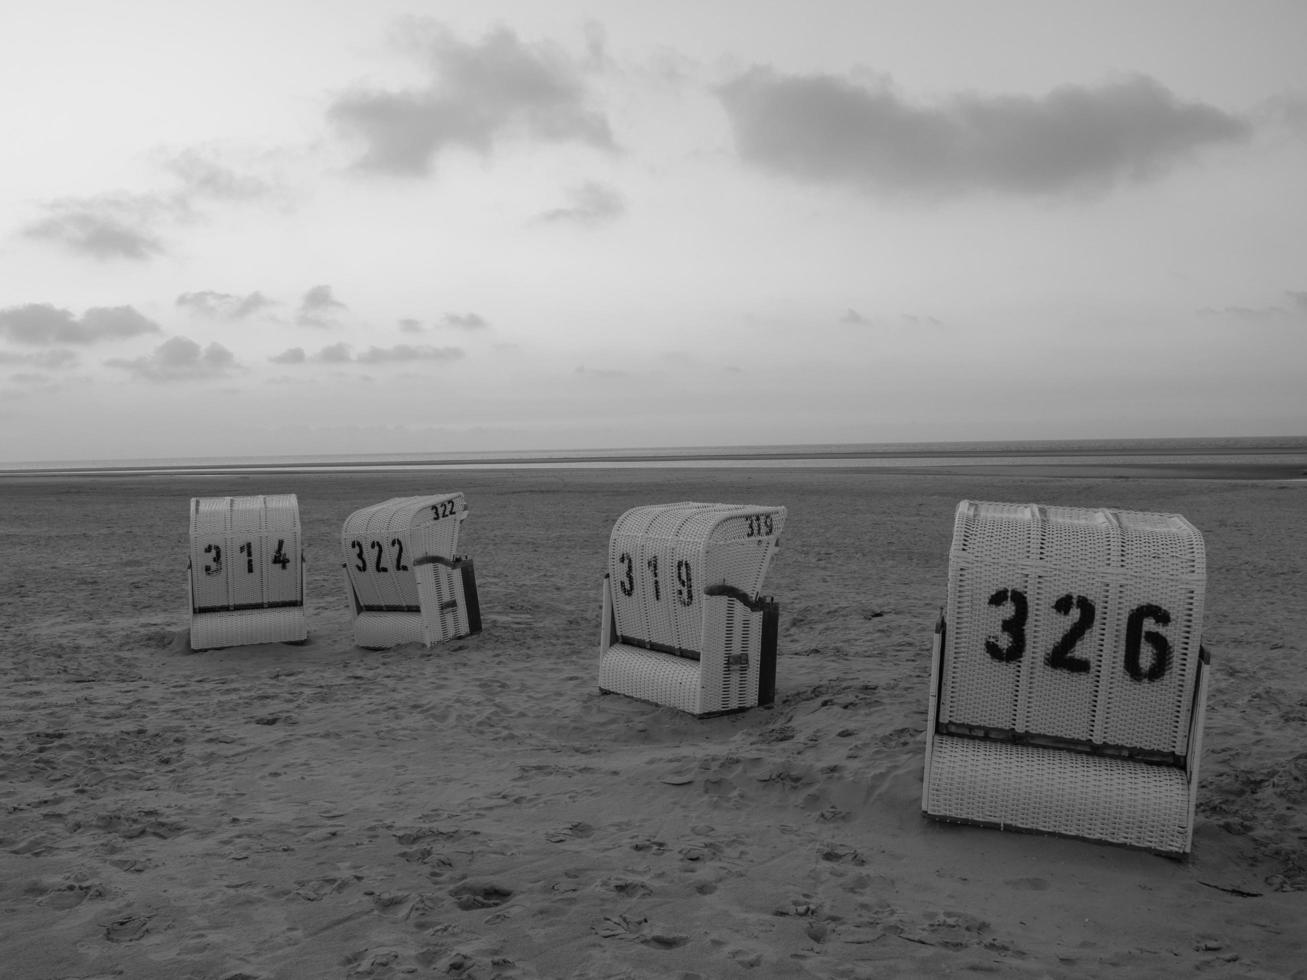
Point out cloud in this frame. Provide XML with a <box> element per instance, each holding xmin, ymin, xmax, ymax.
<box><xmin>840</xmin><ymin>308</ymin><xmax>941</xmax><ymax>327</ymax></box>
<box><xmin>176</xmin><ymin>290</ymin><xmax>274</xmax><ymax>319</ymax></box>
<box><xmin>316</xmin><ymin>341</ymin><xmax>353</xmax><ymax>363</ymax></box>
<box><xmin>535</xmin><ymin>181</ymin><xmax>625</xmax><ymax>226</ymax></box>
<box><xmin>297</xmin><ymin>285</ymin><xmax>347</xmax><ymax>327</ymax></box>
<box><xmin>162</xmin><ymin>147</ymin><xmax>274</xmax><ymax>201</ymax></box>
<box><xmin>718</xmin><ymin>70</ymin><xmax>1252</xmax><ymax>196</ymax></box>
<box><xmin>270</xmin><ymin>347</ymin><xmax>307</xmax><ymax>364</ymax></box>
<box><xmin>279</xmin><ymin>342</ymin><xmax>466</xmax><ymax>365</ymax></box>
<box><xmin>0</xmin><ymin>303</ymin><xmax>162</xmax><ymax>345</ymax></box>
<box><xmin>22</xmin><ymin>147</ymin><xmax>276</xmax><ymax>262</ymax></box>
<box><xmin>4</xmin><ymin>372</ymin><xmax>56</xmax><ymax>386</ymax></box>
<box><xmin>440</xmin><ymin>312</ymin><xmax>489</xmax><ymax>329</ymax></box>
<box><xmin>1199</xmin><ymin>290</ymin><xmax>1307</xmax><ymax>322</ymax></box>
<box><xmin>355</xmin><ymin>344</ymin><xmax>465</xmax><ymax>364</ymax></box>
<box><xmin>901</xmin><ymin>313</ymin><xmax>944</xmax><ymax>327</ymax></box>
<box><xmin>1198</xmin><ymin>304</ymin><xmax>1295</xmax><ymax>322</ymax></box>
<box><xmin>0</xmin><ymin>349</ymin><xmax>78</xmax><ymax>369</ymax></box>
<box><xmin>329</xmin><ymin>24</ymin><xmax>615</xmax><ymax>176</ymax></box>
<box><xmin>106</xmin><ymin>336</ymin><xmax>238</xmax><ymax>381</ymax></box>
<box><xmin>396</xmin><ymin>313</ymin><xmax>491</xmax><ymax>333</ymax></box>
<box><xmin>22</xmin><ymin>195</ymin><xmax>169</xmax><ymax>260</ymax></box>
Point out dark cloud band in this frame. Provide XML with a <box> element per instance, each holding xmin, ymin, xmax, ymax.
<box><xmin>0</xmin><ymin>303</ymin><xmax>162</xmax><ymax>345</ymax></box>
<box><xmin>718</xmin><ymin>69</ymin><xmax>1251</xmax><ymax>195</ymax></box>
<box><xmin>329</xmin><ymin>25</ymin><xmax>615</xmax><ymax>176</ymax></box>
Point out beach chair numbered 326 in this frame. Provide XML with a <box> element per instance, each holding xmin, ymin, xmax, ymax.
<box><xmin>922</xmin><ymin>500</ymin><xmax>1210</xmax><ymax>855</ymax></box>
<box><xmin>598</xmin><ymin>502</ymin><xmax>786</xmax><ymax>717</ymax></box>
<box><xmin>341</xmin><ymin>494</ymin><xmax>481</xmax><ymax>649</ymax></box>
<box><xmin>188</xmin><ymin>494</ymin><xmax>308</xmax><ymax>651</ymax></box>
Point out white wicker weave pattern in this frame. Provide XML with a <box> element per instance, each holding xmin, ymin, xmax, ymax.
<box><xmin>941</xmin><ymin>500</ymin><xmax>1205</xmax><ymax>754</ymax></box>
<box><xmin>189</xmin><ymin>606</ymin><xmax>309</xmax><ymax>651</ymax></box>
<box><xmin>599</xmin><ymin>643</ymin><xmax>703</xmax><ymax>715</ymax></box>
<box><xmin>413</xmin><ymin>555</ymin><xmax>477</xmax><ymax>644</ymax></box>
<box><xmin>188</xmin><ymin>494</ymin><xmax>307</xmax><ymax>650</ymax></box>
<box><xmin>926</xmin><ymin>735</ymin><xmax>1193</xmax><ymax>852</ymax></box>
<box><xmin>924</xmin><ymin>500</ymin><xmax>1210</xmax><ymax>855</ymax></box>
<box><xmin>599</xmin><ymin>502</ymin><xmax>785</xmax><ymax>716</ymax></box>
<box><xmin>341</xmin><ymin>494</ymin><xmax>476</xmax><ymax>649</ymax></box>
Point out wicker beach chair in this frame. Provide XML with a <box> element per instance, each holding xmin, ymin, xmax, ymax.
<box><xmin>598</xmin><ymin>502</ymin><xmax>786</xmax><ymax>716</ymax></box>
<box><xmin>188</xmin><ymin>494</ymin><xmax>308</xmax><ymax>650</ymax></box>
<box><xmin>341</xmin><ymin>494</ymin><xmax>481</xmax><ymax>649</ymax></box>
<box><xmin>922</xmin><ymin>500</ymin><xmax>1210</xmax><ymax>855</ymax></box>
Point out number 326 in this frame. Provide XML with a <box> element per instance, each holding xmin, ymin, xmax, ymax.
<box><xmin>984</xmin><ymin>588</ymin><xmax>1174</xmax><ymax>682</ymax></box>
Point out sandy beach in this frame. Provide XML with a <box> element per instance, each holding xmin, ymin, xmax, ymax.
<box><xmin>1</xmin><ymin>463</ymin><xmax>1304</xmax><ymax>979</ymax></box>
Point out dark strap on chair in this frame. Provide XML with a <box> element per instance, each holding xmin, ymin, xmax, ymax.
<box><xmin>704</xmin><ymin>584</ymin><xmax>769</xmax><ymax>613</ymax></box>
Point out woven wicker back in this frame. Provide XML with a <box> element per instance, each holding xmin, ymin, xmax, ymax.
<box><xmin>190</xmin><ymin>495</ymin><xmax>303</xmax><ymax>613</ymax></box>
<box><xmin>341</xmin><ymin>494</ymin><xmax>466</xmax><ymax>612</ymax></box>
<box><xmin>942</xmin><ymin>500</ymin><xmax>1205</xmax><ymax>757</ymax></box>
<box><xmin>609</xmin><ymin>502</ymin><xmax>786</xmax><ymax>655</ymax></box>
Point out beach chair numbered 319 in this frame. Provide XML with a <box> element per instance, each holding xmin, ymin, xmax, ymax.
<box><xmin>598</xmin><ymin>502</ymin><xmax>786</xmax><ymax>717</ymax></box>
<box><xmin>922</xmin><ymin>500</ymin><xmax>1210</xmax><ymax>855</ymax></box>
<box><xmin>188</xmin><ymin>494</ymin><xmax>308</xmax><ymax>651</ymax></box>
<box><xmin>341</xmin><ymin>494</ymin><xmax>481</xmax><ymax>649</ymax></box>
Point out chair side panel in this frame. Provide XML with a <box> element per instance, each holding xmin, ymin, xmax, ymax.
<box><xmin>400</xmin><ymin>493</ymin><xmax>466</xmax><ymax>611</ymax></box>
<box><xmin>700</xmin><ymin>595</ymin><xmax>763</xmax><ymax>713</ymax></box>
<box><xmin>702</xmin><ymin>504</ymin><xmax>786</xmax><ymax>600</ymax></box>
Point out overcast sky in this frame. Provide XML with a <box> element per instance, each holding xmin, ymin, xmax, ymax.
<box><xmin>2</xmin><ymin>0</ymin><xmax>1305</xmax><ymax>463</ymax></box>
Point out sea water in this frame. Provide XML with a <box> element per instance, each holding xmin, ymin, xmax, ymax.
<box><xmin>3</xmin><ymin>435</ymin><xmax>1306</xmax><ymax>476</ymax></box>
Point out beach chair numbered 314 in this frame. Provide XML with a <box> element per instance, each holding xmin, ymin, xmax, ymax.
<box><xmin>188</xmin><ymin>494</ymin><xmax>308</xmax><ymax>651</ymax></box>
<box><xmin>341</xmin><ymin>494</ymin><xmax>481</xmax><ymax>649</ymax></box>
<box><xmin>922</xmin><ymin>500</ymin><xmax>1210</xmax><ymax>855</ymax></box>
<box><xmin>598</xmin><ymin>502</ymin><xmax>786</xmax><ymax>717</ymax></box>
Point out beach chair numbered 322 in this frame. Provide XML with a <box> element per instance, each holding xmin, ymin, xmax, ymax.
<box><xmin>598</xmin><ymin>502</ymin><xmax>786</xmax><ymax>717</ymax></box>
<box><xmin>341</xmin><ymin>494</ymin><xmax>481</xmax><ymax>649</ymax></box>
<box><xmin>922</xmin><ymin>500</ymin><xmax>1210</xmax><ymax>855</ymax></box>
<box><xmin>188</xmin><ymin>494</ymin><xmax>308</xmax><ymax>651</ymax></box>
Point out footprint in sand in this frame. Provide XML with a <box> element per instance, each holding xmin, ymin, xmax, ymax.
<box><xmin>292</xmin><ymin>875</ymin><xmax>359</xmax><ymax>901</ymax></box>
<box><xmin>596</xmin><ymin>914</ymin><xmax>689</xmax><ymax>949</ymax></box>
<box><xmin>38</xmin><ymin>880</ymin><xmax>107</xmax><ymax>909</ymax></box>
<box><xmin>544</xmin><ymin>821</ymin><xmax>595</xmax><ymax>842</ymax></box>
<box><xmin>640</xmin><ymin>933</ymin><xmax>690</xmax><ymax>949</ymax></box>
<box><xmin>104</xmin><ymin>912</ymin><xmax>152</xmax><ymax>942</ymax></box>
<box><xmin>449</xmin><ymin>880</ymin><xmax>513</xmax><ymax>910</ymax></box>
<box><xmin>601</xmin><ymin>875</ymin><xmax>653</xmax><ymax>898</ymax></box>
